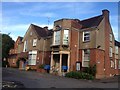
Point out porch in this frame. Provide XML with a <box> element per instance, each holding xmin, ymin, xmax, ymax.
<box><xmin>50</xmin><ymin>51</ymin><xmax>70</xmax><ymax>76</ymax></box>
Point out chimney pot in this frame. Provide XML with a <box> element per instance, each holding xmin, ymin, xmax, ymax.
<box><xmin>44</xmin><ymin>26</ymin><xmax>48</xmax><ymax>29</ymax></box>
<box><xmin>102</xmin><ymin>9</ymin><xmax>109</xmax><ymax>16</ymax></box>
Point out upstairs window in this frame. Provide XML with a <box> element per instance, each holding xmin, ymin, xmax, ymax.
<box><xmin>109</xmin><ymin>47</ymin><xmax>113</xmax><ymax>57</ymax></box>
<box><xmin>30</xmin><ymin>32</ymin><xmax>32</xmax><ymax>36</ymax></box>
<box><xmin>53</xmin><ymin>31</ymin><xmax>60</xmax><ymax>45</ymax></box>
<box><xmin>115</xmin><ymin>46</ymin><xmax>118</xmax><ymax>54</ymax></box>
<box><xmin>33</xmin><ymin>39</ymin><xmax>37</xmax><ymax>47</ymax></box>
<box><xmin>110</xmin><ymin>34</ymin><xmax>112</xmax><ymax>42</ymax></box>
<box><xmin>119</xmin><ymin>60</ymin><xmax>120</xmax><ymax>69</ymax></box>
<box><xmin>83</xmin><ymin>31</ymin><xmax>90</xmax><ymax>42</ymax></box>
<box><xmin>63</xmin><ymin>29</ymin><xmax>69</xmax><ymax>45</ymax></box>
<box><xmin>82</xmin><ymin>49</ymin><xmax>90</xmax><ymax>67</ymax></box>
<box><xmin>23</xmin><ymin>40</ymin><xmax>27</xmax><ymax>52</ymax></box>
<box><xmin>110</xmin><ymin>60</ymin><xmax>114</xmax><ymax>68</ymax></box>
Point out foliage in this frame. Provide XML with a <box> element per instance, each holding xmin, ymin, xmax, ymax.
<box><xmin>65</xmin><ymin>71</ymin><xmax>94</xmax><ymax>80</ymax></box>
<box><xmin>16</xmin><ymin>59</ymin><xmax>20</xmax><ymax>68</ymax></box>
<box><xmin>38</xmin><ymin>64</ymin><xmax>45</xmax><ymax>69</ymax></box>
<box><xmin>83</xmin><ymin>65</ymin><xmax>96</xmax><ymax>76</ymax></box>
<box><xmin>2</xmin><ymin>34</ymin><xmax>14</xmax><ymax>59</ymax></box>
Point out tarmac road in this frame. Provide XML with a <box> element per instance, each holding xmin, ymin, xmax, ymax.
<box><xmin>2</xmin><ymin>67</ymin><xmax>119</xmax><ymax>88</ymax></box>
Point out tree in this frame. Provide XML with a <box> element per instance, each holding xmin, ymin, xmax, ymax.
<box><xmin>2</xmin><ymin>34</ymin><xmax>14</xmax><ymax>67</ymax></box>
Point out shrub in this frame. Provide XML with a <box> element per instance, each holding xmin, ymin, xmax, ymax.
<box><xmin>83</xmin><ymin>65</ymin><xmax>96</xmax><ymax>76</ymax></box>
<box><xmin>65</xmin><ymin>71</ymin><xmax>94</xmax><ymax>80</ymax></box>
<box><xmin>38</xmin><ymin>64</ymin><xmax>45</xmax><ymax>69</ymax></box>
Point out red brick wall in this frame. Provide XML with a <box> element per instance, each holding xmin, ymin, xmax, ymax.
<box><xmin>36</xmin><ymin>51</ymin><xmax>51</xmax><ymax>67</ymax></box>
<box><xmin>70</xmin><ymin>28</ymin><xmax>79</xmax><ymax>71</ymax></box>
<box><xmin>79</xmin><ymin>49</ymin><xmax>105</xmax><ymax>79</ymax></box>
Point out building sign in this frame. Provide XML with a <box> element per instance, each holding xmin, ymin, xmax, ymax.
<box><xmin>76</xmin><ymin>62</ymin><xmax>80</xmax><ymax>71</ymax></box>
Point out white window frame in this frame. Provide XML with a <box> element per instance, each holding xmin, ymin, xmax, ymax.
<box><xmin>28</xmin><ymin>50</ymin><xmax>37</xmax><ymax>65</ymax></box>
<box><xmin>53</xmin><ymin>31</ymin><xmax>60</xmax><ymax>45</ymax></box>
<box><xmin>118</xmin><ymin>60</ymin><xmax>120</xmax><ymax>69</ymax></box>
<box><xmin>110</xmin><ymin>60</ymin><xmax>114</xmax><ymax>68</ymax></box>
<box><xmin>110</xmin><ymin>33</ymin><xmax>112</xmax><ymax>42</ymax></box>
<box><xmin>115</xmin><ymin>46</ymin><xmax>118</xmax><ymax>54</ymax></box>
<box><xmin>82</xmin><ymin>49</ymin><xmax>90</xmax><ymax>67</ymax></box>
<box><xmin>115</xmin><ymin>59</ymin><xmax>117</xmax><ymax>69</ymax></box>
<box><xmin>109</xmin><ymin>47</ymin><xmax>113</xmax><ymax>57</ymax></box>
<box><xmin>63</xmin><ymin>29</ymin><xmax>69</xmax><ymax>45</ymax></box>
<box><xmin>23</xmin><ymin>40</ymin><xmax>27</xmax><ymax>52</ymax></box>
<box><xmin>30</xmin><ymin>32</ymin><xmax>32</xmax><ymax>36</ymax></box>
<box><xmin>33</xmin><ymin>39</ymin><xmax>37</xmax><ymax>47</ymax></box>
<box><xmin>83</xmin><ymin>31</ymin><xmax>90</xmax><ymax>42</ymax></box>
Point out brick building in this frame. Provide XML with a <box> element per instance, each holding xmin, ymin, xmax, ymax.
<box><xmin>8</xmin><ymin>9</ymin><xmax>120</xmax><ymax>78</ymax></box>
<box><xmin>8</xmin><ymin>36</ymin><xmax>23</xmax><ymax>67</ymax></box>
<box><xmin>50</xmin><ymin>9</ymin><xmax>120</xmax><ymax>78</ymax></box>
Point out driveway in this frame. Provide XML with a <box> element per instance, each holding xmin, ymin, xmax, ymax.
<box><xmin>2</xmin><ymin>67</ymin><xmax>119</xmax><ymax>88</ymax></box>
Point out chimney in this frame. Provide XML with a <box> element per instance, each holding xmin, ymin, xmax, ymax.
<box><xmin>102</xmin><ymin>9</ymin><xmax>110</xmax><ymax>21</ymax></box>
<box><xmin>44</xmin><ymin>26</ymin><xmax>48</xmax><ymax>30</ymax></box>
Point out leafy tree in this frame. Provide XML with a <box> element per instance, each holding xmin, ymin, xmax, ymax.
<box><xmin>2</xmin><ymin>34</ymin><xmax>14</xmax><ymax>66</ymax></box>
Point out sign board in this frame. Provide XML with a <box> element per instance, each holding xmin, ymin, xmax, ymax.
<box><xmin>76</xmin><ymin>62</ymin><xmax>80</xmax><ymax>71</ymax></box>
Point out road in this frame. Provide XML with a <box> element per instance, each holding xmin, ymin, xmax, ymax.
<box><xmin>2</xmin><ymin>68</ymin><xmax>119</xmax><ymax>88</ymax></box>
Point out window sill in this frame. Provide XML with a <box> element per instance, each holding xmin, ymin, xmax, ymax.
<box><xmin>83</xmin><ymin>41</ymin><xmax>90</xmax><ymax>43</ymax></box>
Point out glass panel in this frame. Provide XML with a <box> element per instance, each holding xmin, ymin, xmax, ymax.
<box><xmin>63</xmin><ymin>30</ymin><xmax>69</xmax><ymax>45</ymax></box>
<box><xmin>83</xmin><ymin>32</ymin><xmax>90</xmax><ymax>42</ymax></box>
<box><xmin>33</xmin><ymin>39</ymin><xmax>37</xmax><ymax>46</ymax></box>
<box><xmin>54</xmin><ymin>31</ymin><xmax>60</xmax><ymax>45</ymax></box>
<box><xmin>83</xmin><ymin>61</ymin><xmax>89</xmax><ymax>67</ymax></box>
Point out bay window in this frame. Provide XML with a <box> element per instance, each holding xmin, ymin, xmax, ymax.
<box><xmin>82</xmin><ymin>49</ymin><xmax>90</xmax><ymax>67</ymax></box>
<box><xmin>53</xmin><ymin>31</ymin><xmax>60</xmax><ymax>45</ymax></box>
<box><xmin>63</xmin><ymin>29</ymin><xmax>69</xmax><ymax>45</ymax></box>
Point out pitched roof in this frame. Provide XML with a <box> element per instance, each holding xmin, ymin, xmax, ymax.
<box><xmin>115</xmin><ymin>40</ymin><xmax>120</xmax><ymax>47</ymax></box>
<box><xmin>80</xmin><ymin>15</ymin><xmax>103</xmax><ymax>29</ymax></box>
<box><xmin>31</xmin><ymin>24</ymin><xmax>53</xmax><ymax>38</ymax></box>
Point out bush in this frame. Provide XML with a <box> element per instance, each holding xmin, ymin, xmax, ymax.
<box><xmin>38</xmin><ymin>64</ymin><xmax>45</xmax><ymax>69</ymax></box>
<box><xmin>83</xmin><ymin>65</ymin><xmax>96</xmax><ymax>76</ymax></box>
<box><xmin>65</xmin><ymin>71</ymin><xmax>94</xmax><ymax>80</ymax></box>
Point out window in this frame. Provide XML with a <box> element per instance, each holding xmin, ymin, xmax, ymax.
<box><xmin>118</xmin><ymin>60</ymin><xmax>120</xmax><ymax>69</ymax></box>
<box><xmin>28</xmin><ymin>51</ymin><xmax>37</xmax><ymax>65</ymax></box>
<box><xmin>33</xmin><ymin>39</ymin><xmax>37</xmax><ymax>46</ymax></box>
<box><xmin>82</xmin><ymin>49</ymin><xmax>90</xmax><ymax>67</ymax></box>
<box><xmin>53</xmin><ymin>31</ymin><xmax>60</xmax><ymax>45</ymax></box>
<box><xmin>83</xmin><ymin>31</ymin><xmax>90</xmax><ymax>42</ymax></box>
<box><xmin>115</xmin><ymin>46</ymin><xmax>118</xmax><ymax>54</ymax></box>
<box><xmin>63</xmin><ymin>29</ymin><xmax>69</xmax><ymax>45</ymax></box>
<box><xmin>110</xmin><ymin>34</ymin><xmax>112</xmax><ymax>42</ymax></box>
<box><xmin>23</xmin><ymin>40</ymin><xmax>27</xmax><ymax>52</ymax></box>
<box><xmin>110</xmin><ymin>60</ymin><xmax>114</xmax><ymax>68</ymax></box>
<box><xmin>115</xmin><ymin>59</ymin><xmax>117</xmax><ymax>69</ymax></box>
<box><xmin>109</xmin><ymin>47</ymin><xmax>112</xmax><ymax>57</ymax></box>
<box><xmin>30</xmin><ymin>32</ymin><xmax>32</xmax><ymax>36</ymax></box>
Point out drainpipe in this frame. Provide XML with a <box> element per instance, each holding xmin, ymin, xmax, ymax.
<box><xmin>42</xmin><ymin>39</ymin><xmax>46</xmax><ymax>64</ymax></box>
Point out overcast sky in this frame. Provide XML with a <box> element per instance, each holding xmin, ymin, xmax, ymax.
<box><xmin>1</xmin><ymin>2</ymin><xmax>119</xmax><ymax>41</ymax></box>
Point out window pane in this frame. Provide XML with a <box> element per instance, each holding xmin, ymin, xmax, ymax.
<box><xmin>33</xmin><ymin>39</ymin><xmax>37</xmax><ymax>46</ymax></box>
<box><xmin>82</xmin><ymin>49</ymin><xmax>90</xmax><ymax>67</ymax></box>
<box><xmin>83</xmin><ymin>32</ymin><xmax>90</xmax><ymax>42</ymax></box>
<box><xmin>54</xmin><ymin>31</ymin><xmax>60</xmax><ymax>45</ymax></box>
<box><xmin>63</xmin><ymin>30</ymin><xmax>69</xmax><ymax>45</ymax></box>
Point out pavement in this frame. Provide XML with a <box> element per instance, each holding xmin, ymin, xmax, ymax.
<box><xmin>2</xmin><ymin>67</ymin><xmax>120</xmax><ymax>88</ymax></box>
